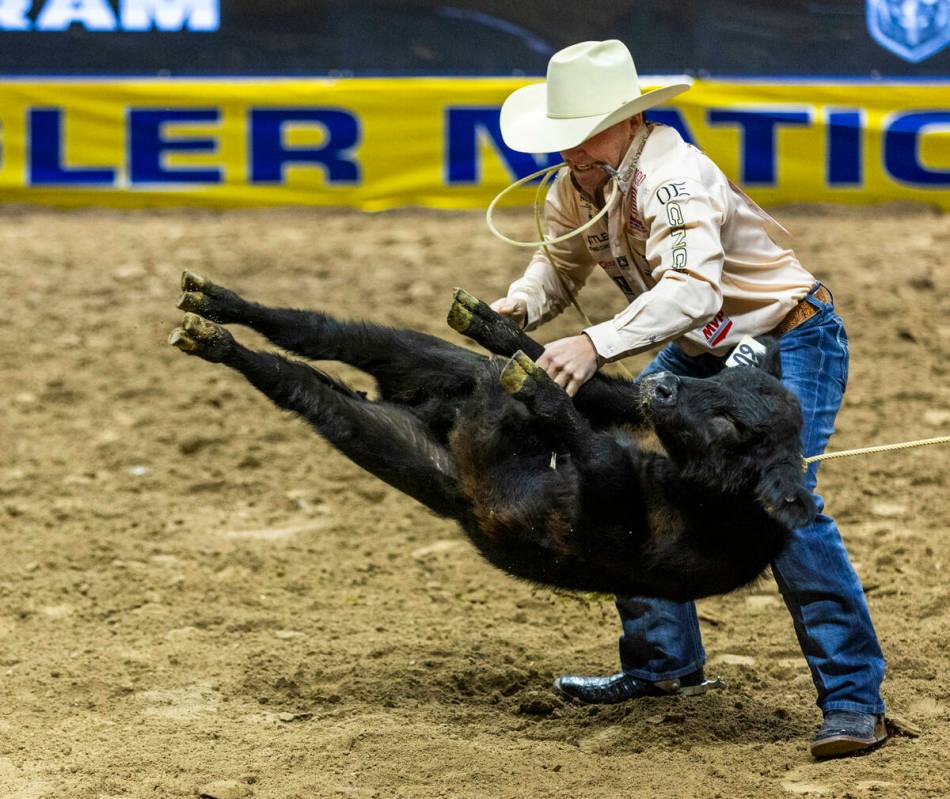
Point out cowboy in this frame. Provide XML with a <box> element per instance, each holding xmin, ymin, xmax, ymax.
<box><xmin>489</xmin><ymin>39</ymin><xmax>887</xmax><ymax>759</ymax></box>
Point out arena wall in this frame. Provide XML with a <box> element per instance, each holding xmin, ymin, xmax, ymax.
<box><xmin>0</xmin><ymin>77</ymin><xmax>948</xmax><ymax>210</ymax></box>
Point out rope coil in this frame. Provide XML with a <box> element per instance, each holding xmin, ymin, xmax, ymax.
<box><xmin>485</xmin><ymin>162</ymin><xmax>634</xmax><ymax>379</ymax></box>
<box><xmin>485</xmin><ymin>162</ymin><xmax>621</xmax><ymax>249</ymax></box>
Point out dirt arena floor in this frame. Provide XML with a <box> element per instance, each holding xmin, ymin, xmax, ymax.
<box><xmin>1</xmin><ymin>203</ymin><xmax>948</xmax><ymax>799</ymax></box>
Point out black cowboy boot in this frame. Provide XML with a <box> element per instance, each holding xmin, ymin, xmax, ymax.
<box><xmin>553</xmin><ymin>668</ymin><xmax>712</xmax><ymax>705</ymax></box>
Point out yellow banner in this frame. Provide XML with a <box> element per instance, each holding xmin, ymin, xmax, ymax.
<box><xmin>0</xmin><ymin>77</ymin><xmax>947</xmax><ymax>210</ymax></box>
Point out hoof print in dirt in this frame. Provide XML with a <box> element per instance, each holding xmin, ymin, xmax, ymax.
<box><xmin>168</xmin><ymin>313</ymin><xmax>233</xmax><ymax>362</ymax></box>
<box><xmin>197</xmin><ymin>779</ymin><xmax>252</xmax><ymax>799</ymax></box>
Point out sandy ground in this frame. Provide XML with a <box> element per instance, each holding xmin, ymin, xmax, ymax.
<box><xmin>0</xmin><ymin>204</ymin><xmax>948</xmax><ymax>799</ymax></box>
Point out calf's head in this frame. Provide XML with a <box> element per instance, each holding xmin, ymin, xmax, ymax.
<box><xmin>640</xmin><ymin>338</ymin><xmax>816</xmax><ymax>531</ymax></box>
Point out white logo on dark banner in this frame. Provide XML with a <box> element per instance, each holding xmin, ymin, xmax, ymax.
<box><xmin>867</xmin><ymin>0</ymin><xmax>950</xmax><ymax>63</ymax></box>
<box><xmin>0</xmin><ymin>0</ymin><xmax>220</xmax><ymax>32</ymax></box>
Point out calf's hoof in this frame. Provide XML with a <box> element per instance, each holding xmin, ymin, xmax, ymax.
<box><xmin>177</xmin><ymin>290</ymin><xmax>210</xmax><ymax>316</ymax></box>
<box><xmin>452</xmin><ymin>287</ymin><xmax>481</xmax><ymax>312</ymax></box>
<box><xmin>176</xmin><ymin>271</ymin><xmax>242</xmax><ymax>323</ymax></box>
<box><xmin>180</xmin><ymin>270</ymin><xmax>209</xmax><ymax>292</ymax></box>
<box><xmin>446</xmin><ymin>299</ymin><xmax>473</xmax><ymax>334</ymax></box>
<box><xmin>168</xmin><ymin>313</ymin><xmax>234</xmax><ymax>362</ymax></box>
<box><xmin>448</xmin><ymin>287</ymin><xmax>509</xmax><ymax>334</ymax></box>
<box><xmin>500</xmin><ymin>350</ymin><xmax>545</xmax><ymax>397</ymax></box>
<box><xmin>447</xmin><ymin>287</ymin><xmax>482</xmax><ymax>333</ymax></box>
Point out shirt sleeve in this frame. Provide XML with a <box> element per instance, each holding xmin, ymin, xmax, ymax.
<box><xmin>584</xmin><ymin>175</ymin><xmax>728</xmax><ymax>360</ymax></box>
<box><xmin>505</xmin><ymin>175</ymin><xmax>597</xmax><ymax>331</ymax></box>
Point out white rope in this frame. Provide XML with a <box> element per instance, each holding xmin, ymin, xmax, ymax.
<box><xmin>485</xmin><ymin>162</ymin><xmax>621</xmax><ymax>248</ymax></box>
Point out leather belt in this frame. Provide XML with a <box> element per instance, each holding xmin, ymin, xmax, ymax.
<box><xmin>772</xmin><ymin>285</ymin><xmax>832</xmax><ymax>336</ymax></box>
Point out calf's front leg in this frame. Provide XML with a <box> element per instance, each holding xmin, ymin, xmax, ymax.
<box><xmin>449</xmin><ymin>289</ymin><xmax>647</xmax><ymax>431</ymax></box>
<box><xmin>447</xmin><ymin>288</ymin><xmax>544</xmax><ymax>360</ymax></box>
<box><xmin>500</xmin><ymin>351</ymin><xmax>598</xmax><ymax>460</ymax></box>
<box><xmin>501</xmin><ymin>350</ymin><xmax>636</xmax><ymax>509</ymax></box>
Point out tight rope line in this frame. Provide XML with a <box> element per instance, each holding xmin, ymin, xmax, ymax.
<box><xmin>804</xmin><ymin>435</ymin><xmax>950</xmax><ymax>467</ymax></box>
<box><xmin>532</xmin><ymin>164</ymin><xmax>596</xmax><ymax>329</ymax></box>
<box><xmin>529</xmin><ymin>165</ymin><xmax>636</xmax><ymax>381</ymax></box>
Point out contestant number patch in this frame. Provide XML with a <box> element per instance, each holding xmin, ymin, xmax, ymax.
<box><xmin>725</xmin><ymin>335</ymin><xmax>767</xmax><ymax>368</ymax></box>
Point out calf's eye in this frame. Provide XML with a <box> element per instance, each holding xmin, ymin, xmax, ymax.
<box><xmin>708</xmin><ymin>415</ymin><xmax>738</xmax><ymax>436</ymax></box>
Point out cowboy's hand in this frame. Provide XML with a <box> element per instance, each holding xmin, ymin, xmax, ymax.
<box><xmin>489</xmin><ymin>297</ymin><xmax>527</xmax><ymax>329</ymax></box>
<box><xmin>537</xmin><ymin>334</ymin><xmax>600</xmax><ymax>397</ymax></box>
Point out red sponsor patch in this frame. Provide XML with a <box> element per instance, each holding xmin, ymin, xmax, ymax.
<box><xmin>702</xmin><ymin>310</ymin><xmax>734</xmax><ymax>346</ymax></box>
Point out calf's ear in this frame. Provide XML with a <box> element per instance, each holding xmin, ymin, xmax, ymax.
<box><xmin>755</xmin><ymin>459</ymin><xmax>816</xmax><ymax>530</ymax></box>
<box><xmin>755</xmin><ymin>336</ymin><xmax>782</xmax><ymax>379</ymax></box>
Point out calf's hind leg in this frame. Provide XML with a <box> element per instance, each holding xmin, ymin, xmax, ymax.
<box><xmin>177</xmin><ymin>271</ymin><xmax>484</xmax><ymax>404</ymax></box>
<box><xmin>169</xmin><ymin>313</ymin><xmax>466</xmax><ymax>519</ymax></box>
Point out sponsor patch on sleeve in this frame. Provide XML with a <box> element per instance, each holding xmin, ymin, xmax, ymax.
<box><xmin>656</xmin><ymin>180</ymin><xmax>691</xmax><ymax>272</ymax></box>
<box><xmin>702</xmin><ymin>309</ymin><xmax>734</xmax><ymax>347</ymax></box>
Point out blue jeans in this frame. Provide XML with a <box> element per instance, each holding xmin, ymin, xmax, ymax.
<box><xmin>616</xmin><ymin>287</ymin><xmax>885</xmax><ymax>715</ymax></box>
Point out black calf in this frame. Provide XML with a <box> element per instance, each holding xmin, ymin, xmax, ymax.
<box><xmin>170</xmin><ymin>274</ymin><xmax>814</xmax><ymax>601</ymax></box>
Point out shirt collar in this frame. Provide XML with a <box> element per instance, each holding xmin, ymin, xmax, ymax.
<box><xmin>615</xmin><ymin>122</ymin><xmax>653</xmax><ymax>191</ymax></box>
<box><xmin>567</xmin><ymin>122</ymin><xmax>653</xmax><ymax>204</ymax></box>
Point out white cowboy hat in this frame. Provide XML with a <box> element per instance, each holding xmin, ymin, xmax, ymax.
<box><xmin>500</xmin><ymin>40</ymin><xmax>690</xmax><ymax>154</ymax></box>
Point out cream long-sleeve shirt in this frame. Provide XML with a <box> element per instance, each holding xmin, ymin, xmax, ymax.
<box><xmin>506</xmin><ymin>123</ymin><xmax>818</xmax><ymax>360</ymax></box>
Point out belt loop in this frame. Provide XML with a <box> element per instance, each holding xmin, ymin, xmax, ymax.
<box><xmin>821</xmin><ymin>283</ymin><xmax>835</xmax><ymax>307</ymax></box>
<box><xmin>805</xmin><ymin>282</ymin><xmax>833</xmax><ymax>310</ymax></box>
